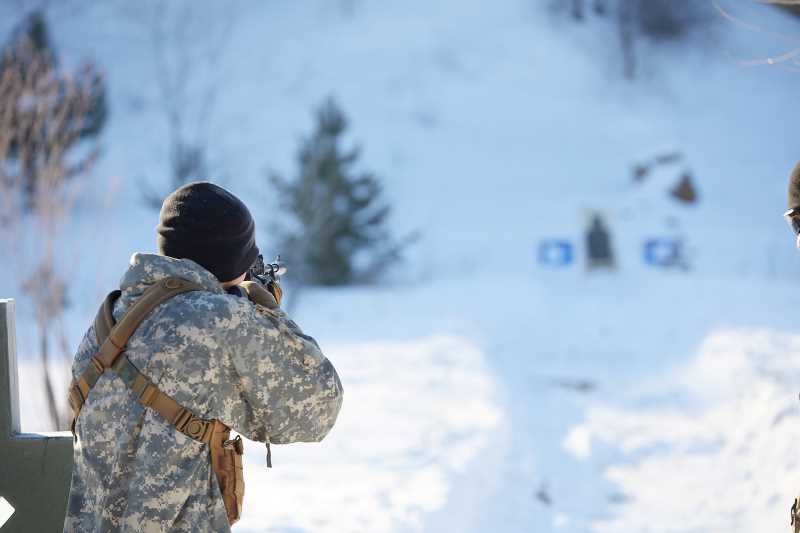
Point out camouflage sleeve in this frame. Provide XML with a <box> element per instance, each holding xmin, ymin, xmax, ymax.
<box><xmin>226</xmin><ymin>301</ymin><xmax>343</xmax><ymax>445</ymax></box>
<box><xmin>70</xmin><ymin>324</ymin><xmax>99</xmax><ymax>380</ymax></box>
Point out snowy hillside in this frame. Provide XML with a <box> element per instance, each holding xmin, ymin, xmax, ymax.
<box><xmin>2</xmin><ymin>0</ymin><xmax>800</xmax><ymax>532</ymax></box>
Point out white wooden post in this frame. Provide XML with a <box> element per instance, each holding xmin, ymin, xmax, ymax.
<box><xmin>0</xmin><ymin>299</ymin><xmax>73</xmax><ymax>532</ymax></box>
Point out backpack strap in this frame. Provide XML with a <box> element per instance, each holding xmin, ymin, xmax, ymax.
<box><xmin>109</xmin><ymin>353</ymin><xmax>216</xmax><ymax>443</ymax></box>
<box><xmin>67</xmin><ymin>289</ymin><xmax>121</xmax><ymax>423</ymax></box>
<box><xmin>68</xmin><ymin>277</ymin><xmax>208</xmax><ymax>440</ymax></box>
<box><xmin>67</xmin><ymin>276</ymin><xmax>246</xmax><ymax>524</ymax></box>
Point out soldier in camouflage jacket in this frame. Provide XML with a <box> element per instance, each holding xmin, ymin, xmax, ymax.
<box><xmin>63</xmin><ymin>183</ymin><xmax>343</xmax><ymax>532</ymax></box>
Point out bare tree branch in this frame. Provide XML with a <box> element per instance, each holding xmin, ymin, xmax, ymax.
<box><xmin>0</xmin><ymin>16</ymin><xmax>104</xmax><ymax>430</ymax></box>
<box><xmin>712</xmin><ymin>0</ymin><xmax>800</xmax><ymax>68</ymax></box>
<box><xmin>131</xmin><ymin>0</ymin><xmax>236</xmax><ymax>204</ymax></box>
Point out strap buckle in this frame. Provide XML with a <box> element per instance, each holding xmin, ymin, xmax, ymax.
<box><xmin>174</xmin><ymin>408</ymin><xmax>212</xmax><ymax>441</ymax></box>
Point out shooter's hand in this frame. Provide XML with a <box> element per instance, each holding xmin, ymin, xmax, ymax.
<box><xmin>239</xmin><ymin>281</ymin><xmax>279</xmax><ymax>309</ymax></box>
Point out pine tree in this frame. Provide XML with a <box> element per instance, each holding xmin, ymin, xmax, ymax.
<box><xmin>270</xmin><ymin>98</ymin><xmax>411</xmax><ymax>286</ymax></box>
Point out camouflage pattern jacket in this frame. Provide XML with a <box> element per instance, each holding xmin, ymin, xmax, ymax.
<box><xmin>63</xmin><ymin>253</ymin><xmax>343</xmax><ymax>533</ymax></box>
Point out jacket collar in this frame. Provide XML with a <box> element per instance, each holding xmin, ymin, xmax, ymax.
<box><xmin>119</xmin><ymin>253</ymin><xmax>225</xmax><ymax>296</ymax></box>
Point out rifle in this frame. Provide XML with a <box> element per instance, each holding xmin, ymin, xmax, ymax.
<box><xmin>247</xmin><ymin>254</ymin><xmax>287</xmax><ymax>285</ymax></box>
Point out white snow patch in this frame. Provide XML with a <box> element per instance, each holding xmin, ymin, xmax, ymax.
<box><xmin>566</xmin><ymin>328</ymin><xmax>800</xmax><ymax>533</ymax></box>
<box><xmin>563</xmin><ymin>425</ymin><xmax>592</xmax><ymax>460</ymax></box>
<box><xmin>240</xmin><ymin>335</ymin><xmax>501</xmax><ymax>532</ymax></box>
<box><xmin>17</xmin><ymin>357</ymin><xmax>72</xmax><ymax>433</ymax></box>
<box><xmin>553</xmin><ymin>512</ymin><xmax>570</xmax><ymax>529</ymax></box>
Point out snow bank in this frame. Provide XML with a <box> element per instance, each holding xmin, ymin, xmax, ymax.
<box><xmin>565</xmin><ymin>328</ymin><xmax>800</xmax><ymax>533</ymax></box>
<box><xmin>236</xmin><ymin>334</ymin><xmax>502</xmax><ymax>533</ymax></box>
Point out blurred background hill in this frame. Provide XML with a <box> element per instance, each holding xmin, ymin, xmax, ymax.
<box><xmin>1</xmin><ymin>1</ymin><xmax>800</xmax><ymax>531</ymax></box>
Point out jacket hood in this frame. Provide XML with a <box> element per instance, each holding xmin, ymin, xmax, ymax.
<box><xmin>119</xmin><ymin>253</ymin><xmax>226</xmax><ymax>296</ymax></box>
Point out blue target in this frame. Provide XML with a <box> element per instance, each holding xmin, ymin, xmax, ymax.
<box><xmin>644</xmin><ymin>239</ymin><xmax>683</xmax><ymax>267</ymax></box>
<box><xmin>538</xmin><ymin>240</ymin><xmax>574</xmax><ymax>267</ymax></box>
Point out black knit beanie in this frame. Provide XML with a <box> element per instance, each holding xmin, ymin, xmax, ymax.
<box><xmin>789</xmin><ymin>161</ymin><xmax>800</xmax><ymax>208</ymax></box>
<box><xmin>156</xmin><ymin>182</ymin><xmax>259</xmax><ymax>282</ymax></box>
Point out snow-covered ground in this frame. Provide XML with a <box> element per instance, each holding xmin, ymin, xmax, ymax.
<box><xmin>566</xmin><ymin>327</ymin><xmax>800</xmax><ymax>533</ymax></box>
<box><xmin>237</xmin><ymin>335</ymin><xmax>501</xmax><ymax>533</ymax></box>
<box><xmin>17</xmin><ymin>272</ymin><xmax>800</xmax><ymax>532</ymax></box>
<box><xmin>3</xmin><ymin>0</ymin><xmax>800</xmax><ymax>532</ymax></box>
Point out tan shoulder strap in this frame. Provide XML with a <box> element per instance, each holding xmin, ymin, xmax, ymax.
<box><xmin>109</xmin><ymin>353</ymin><xmax>216</xmax><ymax>443</ymax></box>
<box><xmin>68</xmin><ymin>277</ymin><xmax>202</xmax><ymax>433</ymax></box>
<box><xmin>94</xmin><ymin>277</ymin><xmax>201</xmax><ymax>369</ymax></box>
